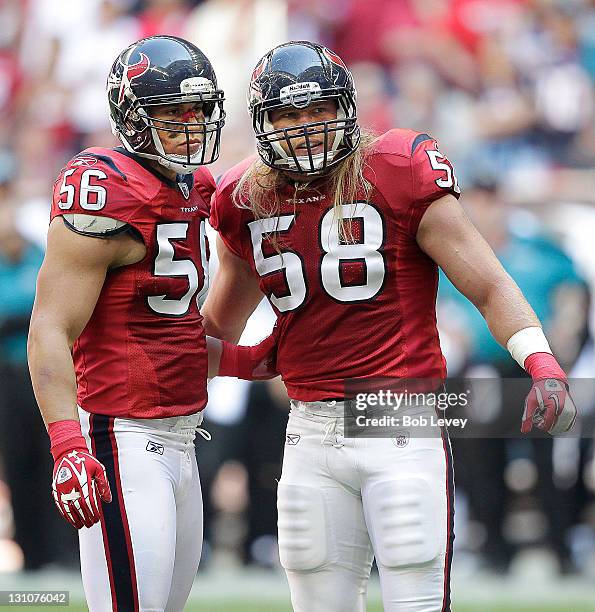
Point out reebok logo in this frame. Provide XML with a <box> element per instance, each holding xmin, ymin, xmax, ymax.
<box><xmin>146</xmin><ymin>441</ymin><xmax>164</xmax><ymax>455</ymax></box>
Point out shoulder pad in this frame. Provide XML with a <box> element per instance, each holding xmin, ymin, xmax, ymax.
<box><xmin>68</xmin><ymin>150</ymin><xmax>127</xmax><ymax>180</ymax></box>
<box><xmin>76</xmin><ymin>148</ymin><xmax>161</xmax><ymax>201</ymax></box>
<box><xmin>192</xmin><ymin>166</ymin><xmax>217</xmax><ymax>202</ymax></box>
<box><xmin>216</xmin><ymin>156</ymin><xmax>257</xmax><ymax>194</ymax></box>
<box><xmin>369</xmin><ymin>129</ymin><xmax>427</xmax><ymax>158</ymax></box>
<box><xmin>410</xmin><ymin>133</ymin><xmax>433</xmax><ymax>155</ymax></box>
<box><xmin>52</xmin><ymin>148</ymin><xmax>159</xmax><ymax>226</ymax></box>
<box><xmin>62</xmin><ymin>214</ymin><xmax>129</xmax><ymax>237</ymax></box>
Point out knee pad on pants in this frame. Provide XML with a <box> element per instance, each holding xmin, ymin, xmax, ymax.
<box><xmin>278</xmin><ymin>483</ymin><xmax>328</xmax><ymax>571</ymax></box>
<box><xmin>366</xmin><ymin>477</ymin><xmax>442</xmax><ymax>568</ymax></box>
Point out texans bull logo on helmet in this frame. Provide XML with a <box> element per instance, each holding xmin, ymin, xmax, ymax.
<box><xmin>117</xmin><ymin>52</ymin><xmax>150</xmax><ymax>104</ymax></box>
<box><xmin>322</xmin><ymin>47</ymin><xmax>348</xmax><ymax>70</ymax></box>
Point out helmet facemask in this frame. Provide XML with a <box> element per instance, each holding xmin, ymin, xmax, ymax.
<box><xmin>116</xmin><ymin>81</ymin><xmax>225</xmax><ymax>174</ymax></box>
<box><xmin>254</xmin><ymin>85</ymin><xmax>359</xmax><ymax>175</ymax></box>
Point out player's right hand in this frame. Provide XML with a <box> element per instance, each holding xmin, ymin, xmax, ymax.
<box><xmin>520</xmin><ymin>352</ymin><xmax>577</xmax><ymax>436</ymax></box>
<box><xmin>521</xmin><ymin>378</ymin><xmax>577</xmax><ymax>436</ymax></box>
<box><xmin>52</xmin><ymin>448</ymin><xmax>112</xmax><ymax>529</ymax></box>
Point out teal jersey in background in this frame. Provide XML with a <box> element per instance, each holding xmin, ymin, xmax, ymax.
<box><xmin>0</xmin><ymin>242</ymin><xmax>44</xmax><ymax>365</ymax></box>
<box><xmin>438</xmin><ymin>231</ymin><xmax>585</xmax><ymax>366</ymax></box>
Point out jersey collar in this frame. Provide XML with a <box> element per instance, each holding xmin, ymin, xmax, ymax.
<box><xmin>113</xmin><ymin>147</ymin><xmax>194</xmax><ymax>197</ymax></box>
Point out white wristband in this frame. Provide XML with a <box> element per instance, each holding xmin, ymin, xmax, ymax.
<box><xmin>506</xmin><ymin>326</ymin><xmax>552</xmax><ymax>369</ymax></box>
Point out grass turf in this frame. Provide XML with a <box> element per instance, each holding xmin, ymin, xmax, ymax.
<box><xmin>15</xmin><ymin>602</ymin><xmax>594</xmax><ymax>611</ymax></box>
<box><xmin>185</xmin><ymin>606</ymin><xmax>595</xmax><ymax>612</ymax></box>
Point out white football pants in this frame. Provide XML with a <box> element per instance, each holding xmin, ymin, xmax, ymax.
<box><xmin>278</xmin><ymin>400</ymin><xmax>454</xmax><ymax>612</ymax></box>
<box><xmin>78</xmin><ymin>407</ymin><xmax>204</xmax><ymax>612</ymax></box>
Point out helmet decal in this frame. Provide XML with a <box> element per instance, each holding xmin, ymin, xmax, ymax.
<box><xmin>321</xmin><ymin>47</ymin><xmax>347</xmax><ymax>70</ymax></box>
<box><xmin>251</xmin><ymin>57</ymin><xmax>267</xmax><ymax>82</ymax></box>
<box><xmin>180</xmin><ymin>76</ymin><xmax>214</xmax><ymax>95</ymax></box>
<box><xmin>118</xmin><ymin>52</ymin><xmax>150</xmax><ymax>104</ymax></box>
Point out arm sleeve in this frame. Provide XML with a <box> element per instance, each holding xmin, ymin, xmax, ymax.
<box><xmin>408</xmin><ymin>136</ymin><xmax>461</xmax><ymax>236</ymax></box>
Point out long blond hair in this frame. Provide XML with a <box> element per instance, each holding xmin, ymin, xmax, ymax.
<box><xmin>232</xmin><ymin>130</ymin><xmax>377</xmax><ymax>244</ymax></box>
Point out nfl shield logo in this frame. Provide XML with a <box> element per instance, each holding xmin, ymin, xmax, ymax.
<box><xmin>57</xmin><ymin>467</ymin><xmax>72</xmax><ymax>484</ymax></box>
<box><xmin>392</xmin><ymin>431</ymin><xmax>410</xmax><ymax>448</ymax></box>
<box><xmin>178</xmin><ymin>182</ymin><xmax>190</xmax><ymax>199</ymax></box>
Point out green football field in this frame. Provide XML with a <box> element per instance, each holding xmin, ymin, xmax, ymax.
<box><xmin>9</xmin><ymin>603</ymin><xmax>595</xmax><ymax>611</ymax></box>
<box><xmin>178</xmin><ymin>606</ymin><xmax>592</xmax><ymax>612</ymax></box>
<box><xmin>2</xmin><ymin>565</ymin><xmax>594</xmax><ymax>611</ymax></box>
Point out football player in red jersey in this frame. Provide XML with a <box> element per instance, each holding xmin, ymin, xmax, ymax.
<box><xmin>203</xmin><ymin>41</ymin><xmax>577</xmax><ymax>611</ymax></box>
<box><xmin>27</xmin><ymin>36</ymin><xmax>276</xmax><ymax>612</ymax></box>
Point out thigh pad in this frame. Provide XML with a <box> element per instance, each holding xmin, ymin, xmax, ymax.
<box><xmin>277</xmin><ymin>483</ymin><xmax>329</xmax><ymax>571</ymax></box>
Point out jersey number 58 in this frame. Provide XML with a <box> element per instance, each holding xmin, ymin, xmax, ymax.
<box><xmin>248</xmin><ymin>203</ymin><xmax>385</xmax><ymax>312</ymax></box>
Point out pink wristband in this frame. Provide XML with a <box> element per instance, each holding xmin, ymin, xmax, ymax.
<box><xmin>48</xmin><ymin>419</ymin><xmax>88</xmax><ymax>462</ymax></box>
<box><xmin>523</xmin><ymin>352</ymin><xmax>567</xmax><ymax>384</ymax></box>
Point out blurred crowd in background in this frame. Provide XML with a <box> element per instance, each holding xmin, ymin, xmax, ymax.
<box><xmin>0</xmin><ymin>0</ymin><xmax>594</xmax><ymax>581</ymax></box>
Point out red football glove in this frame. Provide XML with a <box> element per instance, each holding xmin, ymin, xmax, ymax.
<box><xmin>218</xmin><ymin>324</ymin><xmax>280</xmax><ymax>380</ymax></box>
<box><xmin>49</xmin><ymin>420</ymin><xmax>112</xmax><ymax>529</ymax></box>
<box><xmin>521</xmin><ymin>353</ymin><xmax>577</xmax><ymax>435</ymax></box>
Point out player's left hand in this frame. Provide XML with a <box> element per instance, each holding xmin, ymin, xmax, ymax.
<box><xmin>521</xmin><ymin>378</ymin><xmax>577</xmax><ymax>435</ymax></box>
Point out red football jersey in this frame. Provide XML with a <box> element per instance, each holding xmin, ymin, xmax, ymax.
<box><xmin>51</xmin><ymin>147</ymin><xmax>214</xmax><ymax>418</ymax></box>
<box><xmin>211</xmin><ymin>130</ymin><xmax>460</xmax><ymax>401</ymax></box>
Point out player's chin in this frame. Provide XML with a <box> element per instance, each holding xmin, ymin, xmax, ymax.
<box><xmin>175</xmin><ymin>141</ymin><xmax>203</xmax><ymax>156</ymax></box>
<box><xmin>294</xmin><ymin>145</ymin><xmax>324</xmax><ymax>157</ymax></box>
